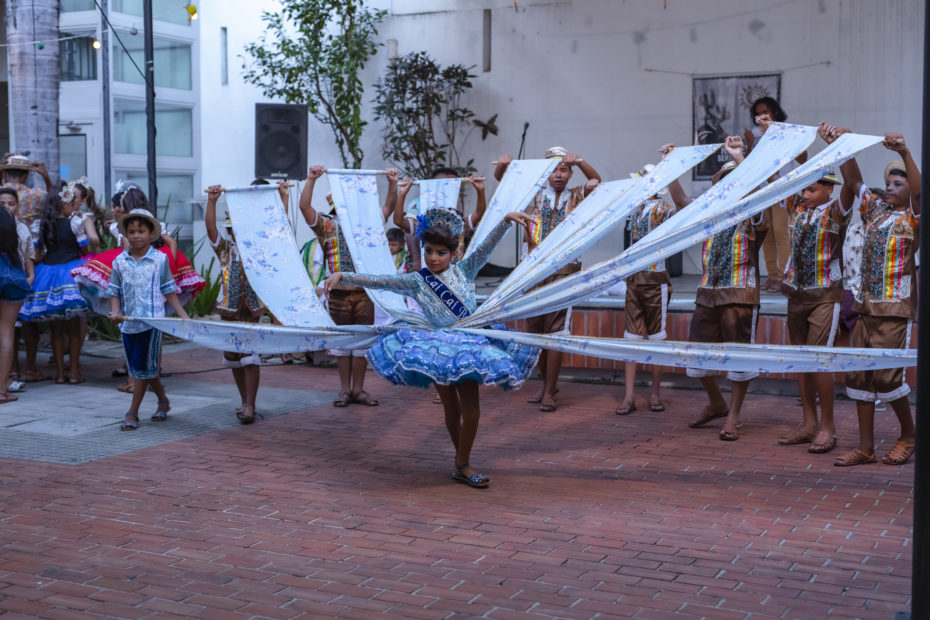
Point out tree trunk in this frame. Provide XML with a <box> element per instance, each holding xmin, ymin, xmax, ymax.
<box><xmin>5</xmin><ymin>0</ymin><xmax>61</xmax><ymax>183</ymax></box>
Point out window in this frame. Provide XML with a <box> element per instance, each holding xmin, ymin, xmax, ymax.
<box><xmin>115</xmin><ymin>171</ymin><xmax>195</xmax><ymax>224</ymax></box>
<box><xmin>59</xmin><ymin>134</ymin><xmax>88</xmax><ymax>180</ymax></box>
<box><xmin>220</xmin><ymin>27</ymin><xmax>228</xmax><ymax>85</ymax></box>
<box><xmin>114</xmin><ymin>99</ymin><xmax>193</xmax><ymax>157</ymax></box>
<box><xmin>61</xmin><ymin>0</ymin><xmax>95</xmax><ymax>10</ymax></box>
<box><xmin>112</xmin><ymin>0</ymin><xmax>193</xmax><ymax>25</ymax></box>
<box><xmin>113</xmin><ymin>34</ymin><xmax>192</xmax><ymax>90</ymax></box>
<box><xmin>60</xmin><ymin>34</ymin><xmax>98</xmax><ymax>81</ymax></box>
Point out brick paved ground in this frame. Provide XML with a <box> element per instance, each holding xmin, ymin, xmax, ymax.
<box><xmin>0</xmin><ymin>345</ymin><xmax>913</xmax><ymax>619</ymax></box>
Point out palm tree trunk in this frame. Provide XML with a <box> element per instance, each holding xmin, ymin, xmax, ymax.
<box><xmin>5</xmin><ymin>0</ymin><xmax>61</xmax><ymax>181</ymax></box>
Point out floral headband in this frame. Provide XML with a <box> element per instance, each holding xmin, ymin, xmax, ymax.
<box><xmin>58</xmin><ymin>176</ymin><xmax>88</xmax><ymax>203</ymax></box>
<box><xmin>415</xmin><ymin>207</ymin><xmax>464</xmax><ymax>242</ymax></box>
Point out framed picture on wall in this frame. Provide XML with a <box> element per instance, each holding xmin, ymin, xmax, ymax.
<box><xmin>692</xmin><ymin>72</ymin><xmax>781</xmax><ymax>181</ymax></box>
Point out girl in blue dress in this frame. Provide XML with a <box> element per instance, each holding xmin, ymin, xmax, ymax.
<box><xmin>323</xmin><ymin>209</ymin><xmax>537</xmax><ymax>489</ymax></box>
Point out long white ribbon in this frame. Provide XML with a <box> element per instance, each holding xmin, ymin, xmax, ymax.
<box><xmin>225</xmin><ymin>185</ymin><xmax>334</xmax><ymax>327</ymax></box>
<box><xmin>328</xmin><ymin>173</ymin><xmax>425</xmax><ymax>324</ymax></box>
<box><xmin>140</xmin><ymin>317</ymin><xmax>915</xmax><ymax>373</ymax></box>
<box><xmin>464</xmin><ymin>158</ymin><xmax>559</xmax><ymax>257</ymax></box>
<box><xmin>482</xmin><ymin>143</ymin><xmax>720</xmax><ymax>308</ymax></box>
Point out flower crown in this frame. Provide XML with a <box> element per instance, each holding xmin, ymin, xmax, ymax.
<box><xmin>415</xmin><ymin>207</ymin><xmax>464</xmax><ymax>242</ymax></box>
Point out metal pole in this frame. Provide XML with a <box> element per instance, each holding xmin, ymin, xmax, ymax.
<box><xmin>910</xmin><ymin>2</ymin><xmax>930</xmax><ymax>617</ymax></box>
<box><xmin>143</xmin><ymin>0</ymin><xmax>157</xmax><ymax>214</ymax></box>
<box><xmin>100</xmin><ymin>0</ymin><xmax>111</xmax><ymax>202</ymax></box>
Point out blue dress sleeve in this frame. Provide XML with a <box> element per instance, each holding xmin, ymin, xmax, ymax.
<box><xmin>458</xmin><ymin>218</ymin><xmax>512</xmax><ymax>280</ymax></box>
<box><xmin>341</xmin><ymin>272</ymin><xmax>419</xmax><ymax>294</ymax></box>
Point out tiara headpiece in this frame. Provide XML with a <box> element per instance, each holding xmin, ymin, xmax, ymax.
<box><xmin>415</xmin><ymin>207</ymin><xmax>464</xmax><ymax>243</ymax></box>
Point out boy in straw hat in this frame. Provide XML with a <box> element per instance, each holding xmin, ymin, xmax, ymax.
<box><xmin>614</xmin><ymin>156</ymin><xmax>677</xmax><ymax>416</ymax></box>
<box><xmin>493</xmin><ymin>146</ymin><xmax>601</xmax><ymax>412</ymax></box>
<box><xmin>666</xmin><ymin>135</ymin><xmax>768</xmax><ymax>442</ymax></box>
<box><xmin>823</xmin><ymin>127</ymin><xmax>919</xmax><ymax>467</ymax></box>
<box><xmin>775</xmin><ymin>123</ymin><xmax>858</xmax><ymax>455</ymax></box>
<box><xmin>107</xmin><ymin>208</ymin><xmax>189</xmax><ymax>431</ymax></box>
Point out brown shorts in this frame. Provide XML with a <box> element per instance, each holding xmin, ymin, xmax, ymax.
<box><xmin>525</xmin><ymin>269</ymin><xmax>577</xmax><ymax>335</ymax></box>
<box><xmin>624</xmin><ymin>281</ymin><xmax>670</xmax><ymax>340</ymax></box>
<box><xmin>217</xmin><ymin>297</ymin><xmax>266</xmax><ymax>322</ymax></box>
<box><xmin>687</xmin><ymin>303</ymin><xmax>759</xmax><ymax>382</ymax></box>
<box><xmin>328</xmin><ymin>288</ymin><xmax>375</xmax><ymax>326</ymax></box>
<box><xmin>787</xmin><ymin>300</ymin><xmax>840</xmax><ymax>346</ymax></box>
<box><xmin>845</xmin><ymin>314</ymin><xmax>912</xmax><ymax>402</ymax></box>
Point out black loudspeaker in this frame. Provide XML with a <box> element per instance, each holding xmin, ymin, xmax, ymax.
<box><xmin>255</xmin><ymin>103</ymin><xmax>308</xmax><ymax>179</ymax></box>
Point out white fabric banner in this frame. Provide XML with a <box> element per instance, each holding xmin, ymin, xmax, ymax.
<box><xmin>225</xmin><ymin>185</ymin><xmax>334</xmax><ymax>328</ymax></box>
<box><xmin>141</xmin><ymin>318</ymin><xmax>915</xmax><ymax>374</ymax></box>
<box><xmin>328</xmin><ymin>173</ymin><xmax>425</xmax><ymax>324</ymax></box>
<box><xmin>464</xmin><ymin>158</ymin><xmax>559</xmax><ymax>257</ymax></box>
<box><xmin>483</xmin><ymin>143</ymin><xmax>720</xmax><ymax>308</ymax></box>
<box><xmin>416</xmin><ymin>178</ymin><xmax>462</xmax><ymax>211</ymax></box>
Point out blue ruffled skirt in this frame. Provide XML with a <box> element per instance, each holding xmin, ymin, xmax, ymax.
<box><xmin>367</xmin><ymin>325</ymin><xmax>540</xmax><ymax>390</ymax></box>
<box><xmin>0</xmin><ymin>255</ymin><xmax>32</xmax><ymax>302</ymax></box>
<box><xmin>18</xmin><ymin>258</ymin><xmax>90</xmax><ymax>321</ymax></box>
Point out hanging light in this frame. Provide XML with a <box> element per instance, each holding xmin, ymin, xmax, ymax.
<box><xmin>185</xmin><ymin>3</ymin><xmax>198</xmax><ymax>22</ymax></box>
<box><xmin>92</xmin><ymin>38</ymin><xmax>102</xmax><ymax>50</ymax></box>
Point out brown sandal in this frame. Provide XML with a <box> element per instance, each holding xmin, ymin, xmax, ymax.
<box><xmin>778</xmin><ymin>428</ymin><xmax>817</xmax><ymax>446</ymax></box>
<box><xmin>833</xmin><ymin>449</ymin><xmax>877</xmax><ymax>467</ymax></box>
<box><xmin>882</xmin><ymin>440</ymin><xmax>915</xmax><ymax>465</ymax></box>
<box><xmin>539</xmin><ymin>394</ymin><xmax>557</xmax><ymax>412</ymax></box>
<box><xmin>688</xmin><ymin>405</ymin><xmax>727</xmax><ymax>428</ymax></box>
<box><xmin>649</xmin><ymin>395</ymin><xmax>665</xmax><ymax>412</ymax></box>
<box><xmin>351</xmin><ymin>390</ymin><xmax>379</xmax><ymax>407</ymax></box>
<box><xmin>808</xmin><ymin>430</ymin><xmax>837</xmax><ymax>454</ymax></box>
<box><xmin>615</xmin><ymin>398</ymin><xmax>636</xmax><ymax>416</ymax></box>
<box><xmin>333</xmin><ymin>391</ymin><xmax>352</xmax><ymax>407</ymax></box>
<box><xmin>719</xmin><ymin>421</ymin><xmax>740</xmax><ymax>441</ymax></box>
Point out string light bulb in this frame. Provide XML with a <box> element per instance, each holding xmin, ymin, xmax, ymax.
<box><xmin>185</xmin><ymin>4</ymin><xmax>198</xmax><ymax>22</ymax></box>
<box><xmin>92</xmin><ymin>38</ymin><xmax>102</xmax><ymax>50</ymax></box>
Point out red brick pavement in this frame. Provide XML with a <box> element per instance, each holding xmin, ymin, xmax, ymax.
<box><xmin>0</xmin><ymin>346</ymin><xmax>913</xmax><ymax>619</ymax></box>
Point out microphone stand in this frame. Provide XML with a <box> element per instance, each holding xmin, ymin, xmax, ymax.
<box><xmin>514</xmin><ymin>122</ymin><xmax>530</xmax><ymax>269</ymax></box>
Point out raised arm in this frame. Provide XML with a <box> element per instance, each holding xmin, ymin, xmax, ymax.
<box><xmin>724</xmin><ymin>135</ymin><xmax>745</xmax><ymax>165</ymax></box>
<box><xmin>820</xmin><ymin>123</ymin><xmax>863</xmax><ymax>209</ymax></box>
<box><xmin>660</xmin><ymin>143</ymin><xmax>692</xmax><ymax>209</ymax></box>
<box><xmin>493</xmin><ymin>154</ymin><xmax>512</xmax><ymax>182</ymax></box>
<box><xmin>31</xmin><ymin>161</ymin><xmax>53</xmax><ymax>192</ymax></box>
<box><xmin>161</xmin><ymin>232</ymin><xmax>179</xmax><ymax>262</ymax></box>
<box><xmin>562</xmin><ymin>153</ymin><xmax>601</xmax><ymax>190</ymax></box>
<box><xmin>381</xmin><ymin>168</ymin><xmax>398</xmax><ymax>222</ymax></box>
<box><xmin>393</xmin><ymin>178</ymin><xmax>414</xmax><ymax>233</ymax></box>
<box><xmin>277</xmin><ymin>180</ymin><xmax>290</xmax><ymax>215</ymax></box>
<box><xmin>204</xmin><ymin>185</ymin><xmax>223</xmax><ymax>245</ymax></box>
<box><xmin>886</xmin><ymin>132</ymin><xmax>921</xmax><ymax>216</ymax></box>
<box><xmin>468</xmin><ymin>176</ymin><xmax>487</xmax><ymax>229</ymax></box>
<box><xmin>82</xmin><ymin>215</ymin><xmax>101</xmax><ymax>249</ymax></box>
<box><xmin>299</xmin><ymin>165</ymin><xmax>326</xmax><ymax>227</ymax></box>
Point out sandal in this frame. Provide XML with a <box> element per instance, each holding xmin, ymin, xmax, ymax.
<box><xmin>8</xmin><ymin>380</ymin><xmax>25</xmax><ymax>393</ymax></box>
<box><xmin>120</xmin><ymin>413</ymin><xmax>139</xmax><ymax>431</ymax></box>
<box><xmin>55</xmin><ymin>376</ymin><xmax>67</xmax><ymax>385</ymax></box>
<box><xmin>281</xmin><ymin>353</ymin><xmax>294</xmax><ymax>365</ymax></box>
<box><xmin>0</xmin><ymin>394</ymin><xmax>19</xmax><ymax>405</ymax></box>
<box><xmin>882</xmin><ymin>440</ymin><xmax>915</xmax><ymax>465</ymax></box>
<box><xmin>527</xmin><ymin>391</ymin><xmax>543</xmax><ymax>404</ymax></box>
<box><xmin>615</xmin><ymin>398</ymin><xmax>636</xmax><ymax>416</ymax></box>
<box><xmin>808</xmin><ymin>430</ymin><xmax>837</xmax><ymax>454</ymax></box>
<box><xmin>719</xmin><ymin>421</ymin><xmax>740</xmax><ymax>441</ymax></box>
<box><xmin>778</xmin><ymin>428</ymin><xmax>817</xmax><ymax>446</ymax></box>
<box><xmin>649</xmin><ymin>395</ymin><xmax>665</xmax><ymax>412</ymax></box>
<box><xmin>351</xmin><ymin>390</ymin><xmax>379</xmax><ymax>407</ymax></box>
<box><xmin>236</xmin><ymin>406</ymin><xmax>257</xmax><ymax>425</ymax></box>
<box><xmin>833</xmin><ymin>449</ymin><xmax>877</xmax><ymax>467</ymax></box>
<box><xmin>333</xmin><ymin>391</ymin><xmax>352</xmax><ymax>407</ymax></box>
<box><xmin>68</xmin><ymin>375</ymin><xmax>86</xmax><ymax>385</ymax></box>
<box><xmin>25</xmin><ymin>370</ymin><xmax>50</xmax><ymax>382</ymax></box>
<box><xmin>688</xmin><ymin>405</ymin><xmax>727</xmax><ymax>428</ymax></box>
<box><xmin>451</xmin><ymin>463</ymin><xmax>490</xmax><ymax>489</ymax></box>
<box><xmin>117</xmin><ymin>381</ymin><xmax>133</xmax><ymax>394</ymax></box>
<box><xmin>151</xmin><ymin>399</ymin><xmax>170</xmax><ymax>422</ymax></box>
<box><xmin>539</xmin><ymin>394</ymin><xmax>557</xmax><ymax>412</ymax></box>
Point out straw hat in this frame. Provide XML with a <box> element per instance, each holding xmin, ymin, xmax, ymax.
<box><xmin>118</xmin><ymin>208</ymin><xmax>162</xmax><ymax>237</ymax></box>
<box><xmin>545</xmin><ymin>146</ymin><xmax>568</xmax><ymax>159</ymax></box>
<box><xmin>818</xmin><ymin>170</ymin><xmax>841</xmax><ymax>185</ymax></box>
<box><xmin>711</xmin><ymin>161</ymin><xmax>738</xmax><ymax>185</ymax></box>
<box><xmin>1</xmin><ymin>155</ymin><xmax>30</xmax><ymax>172</ymax></box>
<box><xmin>884</xmin><ymin>159</ymin><xmax>907</xmax><ymax>180</ymax></box>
